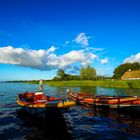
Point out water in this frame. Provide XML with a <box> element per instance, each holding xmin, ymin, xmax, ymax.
<box><xmin>1</xmin><ymin>83</ymin><xmax>140</xmax><ymax>140</ymax></box>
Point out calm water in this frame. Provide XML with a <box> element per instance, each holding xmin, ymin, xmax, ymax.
<box><xmin>1</xmin><ymin>83</ymin><xmax>140</xmax><ymax>140</ymax></box>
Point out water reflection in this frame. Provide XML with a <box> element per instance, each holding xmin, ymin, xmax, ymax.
<box><xmin>64</xmin><ymin>106</ymin><xmax>140</xmax><ymax>139</ymax></box>
<box><xmin>1</xmin><ymin>83</ymin><xmax>140</xmax><ymax>140</ymax></box>
<box><xmin>78</xmin><ymin>86</ymin><xmax>140</xmax><ymax>97</ymax></box>
<box><xmin>16</xmin><ymin>108</ymin><xmax>72</xmax><ymax>140</ymax></box>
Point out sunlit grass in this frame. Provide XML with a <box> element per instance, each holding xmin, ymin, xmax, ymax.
<box><xmin>25</xmin><ymin>80</ymin><xmax>140</xmax><ymax>88</ymax></box>
<box><xmin>127</xmin><ymin>80</ymin><xmax>140</xmax><ymax>88</ymax></box>
<box><xmin>45</xmin><ymin>80</ymin><xmax>138</xmax><ymax>88</ymax></box>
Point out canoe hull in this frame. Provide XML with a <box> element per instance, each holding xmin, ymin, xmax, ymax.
<box><xmin>68</xmin><ymin>91</ymin><xmax>140</xmax><ymax>110</ymax></box>
<box><xmin>17</xmin><ymin>92</ymin><xmax>76</xmax><ymax>109</ymax></box>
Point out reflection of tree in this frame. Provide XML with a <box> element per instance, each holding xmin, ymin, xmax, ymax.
<box><xmin>115</xmin><ymin>88</ymin><xmax>140</xmax><ymax>96</ymax></box>
<box><xmin>124</xmin><ymin>88</ymin><xmax>140</xmax><ymax>96</ymax></box>
<box><xmin>96</xmin><ymin>87</ymin><xmax>140</xmax><ymax>97</ymax></box>
<box><xmin>96</xmin><ymin>87</ymin><xmax>117</xmax><ymax>96</ymax></box>
<box><xmin>79</xmin><ymin>86</ymin><xmax>96</xmax><ymax>95</ymax></box>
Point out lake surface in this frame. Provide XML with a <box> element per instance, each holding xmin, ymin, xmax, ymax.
<box><xmin>1</xmin><ymin>83</ymin><xmax>140</xmax><ymax>140</ymax></box>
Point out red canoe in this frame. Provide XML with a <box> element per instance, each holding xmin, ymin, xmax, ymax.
<box><xmin>67</xmin><ymin>90</ymin><xmax>140</xmax><ymax>109</ymax></box>
<box><xmin>17</xmin><ymin>91</ymin><xmax>76</xmax><ymax>108</ymax></box>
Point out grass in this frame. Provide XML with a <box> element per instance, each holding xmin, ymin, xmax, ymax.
<box><xmin>23</xmin><ymin>80</ymin><xmax>140</xmax><ymax>88</ymax></box>
<box><xmin>45</xmin><ymin>80</ymin><xmax>140</xmax><ymax>88</ymax></box>
<box><xmin>127</xmin><ymin>80</ymin><xmax>140</xmax><ymax>88</ymax></box>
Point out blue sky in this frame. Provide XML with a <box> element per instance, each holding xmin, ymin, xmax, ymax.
<box><xmin>0</xmin><ymin>0</ymin><xmax>140</xmax><ymax>81</ymax></box>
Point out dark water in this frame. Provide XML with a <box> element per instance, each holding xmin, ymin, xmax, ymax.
<box><xmin>1</xmin><ymin>83</ymin><xmax>140</xmax><ymax>140</ymax></box>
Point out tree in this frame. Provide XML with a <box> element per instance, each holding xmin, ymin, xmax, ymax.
<box><xmin>53</xmin><ymin>76</ymin><xmax>59</xmax><ymax>81</ymax></box>
<box><xmin>80</xmin><ymin>65</ymin><xmax>96</xmax><ymax>80</ymax></box>
<box><xmin>57</xmin><ymin>69</ymin><xmax>66</xmax><ymax>80</ymax></box>
<box><xmin>113</xmin><ymin>62</ymin><xmax>140</xmax><ymax>79</ymax></box>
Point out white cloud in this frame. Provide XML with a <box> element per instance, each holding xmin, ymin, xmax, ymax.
<box><xmin>100</xmin><ymin>58</ymin><xmax>108</xmax><ymax>64</ymax></box>
<box><xmin>74</xmin><ymin>33</ymin><xmax>90</xmax><ymax>46</ymax></box>
<box><xmin>46</xmin><ymin>45</ymin><xmax>57</xmax><ymax>54</ymax></box>
<box><xmin>85</xmin><ymin>47</ymin><xmax>104</xmax><ymax>52</ymax></box>
<box><xmin>0</xmin><ymin>46</ymin><xmax>55</xmax><ymax>69</ymax></box>
<box><xmin>47</xmin><ymin>50</ymin><xmax>97</xmax><ymax>69</ymax></box>
<box><xmin>0</xmin><ymin>46</ymin><xmax>97</xmax><ymax>70</ymax></box>
<box><xmin>124</xmin><ymin>53</ymin><xmax>140</xmax><ymax>63</ymax></box>
<box><xmin>64</xmin><ymin>41</ymin><xmax>70</xmax><ymax>45</ymax></box>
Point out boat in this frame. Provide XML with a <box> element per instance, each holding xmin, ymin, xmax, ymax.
<box><xmin>67</xmin><ymin>90</ymin><xmax>140</xmax><ymax>110</ymax></box>
<box><xmin>67</xmin><ymin>91</ymin><xmax>94</xmax><ymax>105</ymax></box>
<box><xmin>17</xmin><ymin>91</ymin><xmax>76</xmax><ymax>109</ymax></box>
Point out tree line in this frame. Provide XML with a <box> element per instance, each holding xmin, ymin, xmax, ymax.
<box><xmin>53</xmin><ymin>65</ymin><xmax>111</xmax><ymax>81</ymax></box>
<box><xmin>53</xmin><ymin>62</ymin><xmax>140</xmax><ymax>81</ymax></box>
<box><xmin>113</xmin><ymin>62</ymin><xmax>140</xmax><ymax>79</ymax></box>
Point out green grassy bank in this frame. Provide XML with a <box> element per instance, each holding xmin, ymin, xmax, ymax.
<box><xmin>45</xmin><ymin>80</ymin><xmax>140</xmax><ymax>88</ymax></box>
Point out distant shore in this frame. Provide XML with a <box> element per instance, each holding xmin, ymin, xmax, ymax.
<box><xmin>45</xmin><ymin>80</ymin><xmax>140</xmax><ymax>88</ymax></box>
<box><xmin>6</xmin><ymin>80</ymin><xmax>140</xmax><ymax>89</ymax></box>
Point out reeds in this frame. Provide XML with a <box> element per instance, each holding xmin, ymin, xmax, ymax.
<box><xmin>127</xmin><ymin>80</ymin><xmax>140</xmax><ymax>88</ymax></box>
<box><xmin>46</xmin><ymin>80</ymin><xmax>140</xmax><ymax>88</ymax></box>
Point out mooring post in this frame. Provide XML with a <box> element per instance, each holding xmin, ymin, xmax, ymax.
<box><xmin>39</xmin><ymin>79</ymin><xmax>43</xmax><ymax>92</ymax></box>
<box><xmin>66</xmin><ymin>89</ymin><xmax>70</xmax><ymax>100</ymax></box>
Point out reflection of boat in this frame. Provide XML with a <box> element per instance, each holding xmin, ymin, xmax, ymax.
<box><xmin>17</xmin><ymin>107</ymin><xmax>72</xmax><ymax>140</ymax></box>
<box><xmin>17</xmin><ymin>91</ymin><xmax>76</xmax><ymax>109</ymax></box>
<box><xmin>67</xmin><ymin>90</ymin><xmax>140</xmax><ymax>110</ymax></box>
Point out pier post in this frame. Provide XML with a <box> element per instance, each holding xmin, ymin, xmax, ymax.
<box><xmin>66</xmin><ymin>89</ymin><xmax>70</xmax><ymax>100</ymax></box>
<box><xmin>39</xmin><ymin>79</ymin><xmax>43</xmax><ymax>92</ymax></box>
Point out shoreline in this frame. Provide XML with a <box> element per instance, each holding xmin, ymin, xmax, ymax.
<box><xmin>45</xmin><ymin>80</ymin><xmax>140</xmax><ymax>88</ymax></box>
<box><xmin>4</xmin><ymin>80</ymin><xmax>140</xmax><ymax>89</ymax></box>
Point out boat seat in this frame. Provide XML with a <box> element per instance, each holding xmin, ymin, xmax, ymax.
<box><xmin>35</xmin><ymin>92</ymin><xmax>43</xmax><ymax>95</ymax></box>
<box><xmin>24</xmin><ymin>92</ymin><xmax>34</xmax><ymax>99</ymax></box>
<box><xmin>34</xmin><ymin>94</ymin><xmax>47</xmax><ymax>103</ymax></box>
<box><xmin>35</xmin><ymin>99</ymin><xmax>47</xmax><ymax>103</ymax></box>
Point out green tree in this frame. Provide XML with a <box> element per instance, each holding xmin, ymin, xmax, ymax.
<box><xmin>53</xmin><ymin>76</ymin><xmax>59</xmax><ymax>81</ymax></box>
<box><xmin>113</xmin><ymin>62</ymin><xmax>140</xmax><ymax>79</ymax></box>
<box><xmin>80</xmin><ymin>65</ymin><xmax>96</xmax><ymax>80</ymax></box>
<box><xmin>57</xmin><ymin>69</ymin><xmax>66</xmax><ymax>80</ymax></box>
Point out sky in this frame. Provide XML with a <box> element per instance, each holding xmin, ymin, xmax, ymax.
<box><xmin>0</xmin><ymin>0</ymin><xmax>140</xmax><ymax>81</ymax></box>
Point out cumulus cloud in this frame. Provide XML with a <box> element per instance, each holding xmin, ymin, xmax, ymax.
<box><xmin>47</xmin><ymin>50</ymin><xmax>97</xmax><ymax>69</ymax></box>
<box><xmin>124</xmin><ymin>53</ymin><xmax>140</xmax><ymax>63</ymax></box>
<box><xmin>0</xmin><ymin>46</ymin><xmax>97</xmax><ymax>70</ymax></box>
<box><xmin>0</xmin><ymin>46</ymin><xmax>55</xmax><ymax>69</ymax></box>
<box><xmin>100</xmin><ymin>58</ymin><xmax>108</xmax><ymax>64</ymax></box>
<box><xmin>46</xmin><ymin>45</ymin><xmax>57</xmax><ymax>54</ymax></box>
<box><xmin>74</xmin><ymin>33</ymin><xmax>90</xmax><ymax>46</ymax></box>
